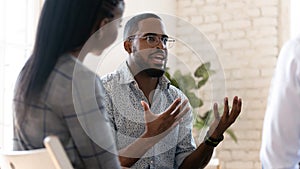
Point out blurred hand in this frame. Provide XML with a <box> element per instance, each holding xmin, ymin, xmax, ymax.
<box><xmin>208</xmin><ymin>96</ymin><xmax>242</xmax><ymax>139</ymax></box>
<box><xmin>141</xmin><ymin>98</ymin><xmax>190</xmax><ymax>139</ymax></box>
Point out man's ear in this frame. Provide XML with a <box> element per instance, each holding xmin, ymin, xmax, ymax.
<box><xmin>93</xmin><ymin>18</ymin><xmax>110</xmax><ymax>38</ymax></box>
<box><xmin>99</xmin><ymin>18</ymin><xmax>110</xmax><ymax>28</ymax></box>
<box><xmin>124</xmin><ymin>40</ymin><xmax>132</xmax><ymax>54</ymax></box>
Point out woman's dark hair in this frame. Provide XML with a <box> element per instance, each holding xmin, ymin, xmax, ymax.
<box><xmin>14</xmin><ymin>0</ymin><xmax>123</xmax><ymax>108</ymax></box>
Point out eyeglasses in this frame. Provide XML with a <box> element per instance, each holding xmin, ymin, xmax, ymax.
<box><xmin>128</xmin><ymin>34</ymin><xmax>175</xmax><ymax>49</ymax></box>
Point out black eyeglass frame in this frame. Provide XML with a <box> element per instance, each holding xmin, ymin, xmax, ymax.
<box><xmin>127</xmin><ymin>33</ymin><xmax>175</xmax><ymax>49</ymax></box>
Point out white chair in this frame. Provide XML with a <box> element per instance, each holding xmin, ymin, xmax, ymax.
<box><xmin>0</xmin><ymin>136</ymin><xmax>73</xmax><ymax>169</ymax></box>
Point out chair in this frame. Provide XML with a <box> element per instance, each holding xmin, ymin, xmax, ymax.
<box><xmin>0</xmin><ymin>136</ymin><xmax>73</xmax><ymax>169</ymax></box>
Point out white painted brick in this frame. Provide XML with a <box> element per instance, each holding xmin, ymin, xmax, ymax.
<box><xmin>260</xmin><ymin>27</ymin><xmax>278</xmax><ymax>36</ymax></box>
<box><xmin>247</xmin><ymin>8</ymin><xmax>261</xmax><ymax>17</ymax></box>
<box><xmin>176</xmin><ymin>18</ymin><xmax>190</xmax><ymax>27</ymax></box>
<box><xmin>257</xmin><ymin>46</ymin><xmax>279</xmax><ymax>57</ymax></box>
<box><xmin>199</xmin><ymin>23</ymin><xmax>222</xmax><ymax>33</ymax></box>
<box><xmin>247</xmin><ymin>27</ymin><xmax>278</xmax><ymax>38</ymax></box>
<box><xmin>229</xmin><ymin>68</ymin><xmax>260</xmax><ymax>79</ymax></box>
<box><xmin>254</xmin><ymin>162</ymin><xmax>262</xmax><ymax>169</ymax></box>
<box><xmin>245</xmin><ymin>108</ymin><xmax>268</xmax><ymax>120</ymax></box>
<box><xmin>179</xmin><ymin>7</ymin><xmax>198</xmax><ymax>16</ymax></box>
<box><xmin>219</xmin><ymin>13</ymin><xmax>233</xmax><ymax>21</ymax></box>
<box><xmin>230</xmin><ymin>30</ymin><xmax>246</xmax><ymax>39</ymax></box>
<box><xmin>248</xmin><ymin>56</ymin><xmax>277</xmax><ymax>67</ymax></box>
<box><xmin>226</xmin><ymin>78</ymin><xmax>272</xmax><ymax>90</ymax></box>
<box><xmin>244</xmin><ymin>88</ymin><xmax>270</xmax><ymax>99</ymax></box>
<box><xmin>253</xmin><ymin>17</ymin><xmax>278</xmax><ymax>27</ymax></box>
<box><xmin>205</xmin><ymin>0</ymin><xmax>218</xmax><ymax>4</ymax></box>
<box><xmin>261</xmin><ymin>6</ymin><xmax>278</xmax><ymax>16</ymax></box>
<box><xmin>254</xmin><ymin>0</ymin><xmax>278</xmax><ymax>6</ymax></box>
<box><xmin>198</xmin><ymin>5</ymin><xmax>222</xmax><ymax>13</ymax></box>
<box><xmin>191</xmin><ymin>0</ymin><xmax>205</xmax><ymax>6</ymax></box>
<box><xmin>218</xmin><ymin>32</ymin><xmax>230</xmax><ymax>40</ymax></box>
<box><xmin>217</xmin><ymin>150</ymin><xmax>232</xmax><ymax>161</ymax></box>
<box><xmin>261</xmin><ymin>67</ymin><xmax>276</xmax><ymax>77</ymax></box>
<box><xmin>222</xmin><ymin>39</ymin><xmax>250</xmax><ymax>49</ymax></box>
<box><xmin>206</xmin><ymin>33</ymin><xmax>217</xmax><ymax>41</ymax></box>
<box><xmin>221</xmin><ymin>58</ymin><xmax>249</xmax><ymax>69</ymax></box>
<box><xmin>223</xmin><ymin>20</ymin><xmax>251</xmax><ymax>30</ymax></box>
<box><xmin>177</xmin><ymin>0</ymin><xmax>193</xmax><ymax>8</ymax></box>
<box><xmin>190</xmin><ymin>15</ymin><xmax>204</xmax><ymax>24</ymax></box>
<box><xmin>176</xmin><ymin>25</ymin><xmax>192</xmax><ymax>36</ymax></box>
<box><xmin>226</xmin><ymin>161</ymin><xmax>254</xmax><ymax>169</ymax></box>
<box><xmin>218</xmin><ymin>31</ymin><xmax>245</xmax><ymax>41</ymax></box>
<box><xmin>251</xmin><ymin>37</ymin><xmax>278</xmax><ymax>47</ymax></box>
<box><xmin>229</xmin><ymin>50</ymin><xmax>249</xmax><ymax>58</ymax></box>
<box><xmin>204</xmin><ymin>14</ymin><xmax>218</xmax><ymax>23</ymax></box>
<box><xmin>232</xmin><ymin>150</ymin><xmax>260</xmax><ymax>161</ymax></box>
<box><xmin>225</xmin><ymin>1</ymin><xmax>245</xmax><ymax>9</ymax></box>
<box><xmin>234</xmin><ymin>119</ymin><xmax>264</xmax><ymax>130</ymax></box>
<box><xmin>234</xmin><ymin>130</ymin><xmax>261</xmax><ymax>140</ymax></box>
<box><xmin>221</xmin><ymin>139</ymin><xmax>261</xmax><ymax>150</ymax></box>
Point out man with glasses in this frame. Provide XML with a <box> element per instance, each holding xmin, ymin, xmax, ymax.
<box><xmin>101</xmin><ymin>13</ymin><xmax>242</xmax><ymax>169</ymax></box>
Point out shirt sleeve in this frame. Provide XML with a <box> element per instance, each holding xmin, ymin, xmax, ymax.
<box><xmin>102</xmin><ymin>87</ymin><xmax>118</xmax><ymax>141</ymax></box>
<box><xmin>260</xmin><ymin>37</ymin><xmax>300</xmax><ymax>169</ymax></box>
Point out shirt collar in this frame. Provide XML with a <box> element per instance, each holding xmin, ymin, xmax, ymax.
<box><xmin>117</xmin><ymin>62</ymin><xmax>171</xmax><ymax>89</ymax></box>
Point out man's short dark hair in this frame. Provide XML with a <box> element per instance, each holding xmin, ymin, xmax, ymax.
<box><xmin>123</xmin><ymin>13</ymin><xmax>162</xmax><ymax>40</ymax></box>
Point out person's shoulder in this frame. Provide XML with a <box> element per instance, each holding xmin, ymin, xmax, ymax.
<box><xmin>280</xmin><ymin>36</ymin><xmax>300</xmax><ymax>61</ymax></box>
<box><xmin>101</xmin><ymin>70</ymin><xmax>120</xmax><ymax>86</ymax></box>
<box><xmin>292</xmin><ymin>35</ymin><xmax>300</xmax><ymax>44</ymax></box>
<box><xmin>55</xmin><ymin>54</ymin><xmax>96</xmax><ymax>79</ymax></box>
<box><xmin>284</xmin><ymin>36</ymin><xmax>300</xmax><ymax>49</ymax></box>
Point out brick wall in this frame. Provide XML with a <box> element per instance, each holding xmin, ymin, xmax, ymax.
<box><xmin>176</xmin><ymin>0</ymin><xmax>282</xmax><ymax>168</ymax></box>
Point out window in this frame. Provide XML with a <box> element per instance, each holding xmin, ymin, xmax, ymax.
<box><xmin>0</xmin><ymin>0</ymin><xmax>42</xmax><ymax>150</ymax></box>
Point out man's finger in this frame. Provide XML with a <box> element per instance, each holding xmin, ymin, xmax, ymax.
<box><xmin>165</xmin><ymin>98</ymin><xmax>181</xmax><ymax>115</ymax></box>
<box><xmin>174</xmin><ymin>105</ymin><xmax>190</xmax><ymax>121</ymax></box>
<box><xmin>230</xmin><ymin>97</ymin><xmax>242</xmax><ymax>120</ymax></box>
<box><xmin>171</xmin><ymin>99</ymin><xmax>188</xmax><ymax>116</ymax></box>
<box><xmin>213</xmin><ymin>103</ymin><xmax>220</xmax><ymax>120</ymax></box>
<box><xmin>238</xmin><ymin>98</ymin><xmax>242</xmax><ymax>112</ymax></box>
<box><xmin>141</xmin><ymin>100</ymin><xmax>150</xmax><ymax>112</ymax></box>
<box><xmin>223</xmin><ymin>97</ymin><xmax>229</xmax><ymax>117</ymax></box>
<box><xmin>141</xmin><ymin>101</ymin><xmax>155</xmax><ymax>122</ymax></box>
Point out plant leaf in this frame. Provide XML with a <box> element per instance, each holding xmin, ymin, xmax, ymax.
<box><xmin>193</xmin><ymin>116</ymin><xmax>205</xmax><ymax>129</ymax></box>
<box><xmin>194</xmin><ymin>62</ymin><xmax>211</xmax><ymax>78</ymax></box>
<box><xmin>174</xmin><ymin>72</ymin><xmax>196</xmax><ymax>90</ymax></box>
<box><xmin>225</xmin><ymin>129</ymin><xmax>238</xmax><ymax>143</ymax></box>
<box><xmin>165</xmin><ymin>69</ymin><xmax>180</xmax><ymax>89</ymax></box>
<box><xmin>185</xmin><ymin>92</ymin><xmax>203</xmax><ymax>108</ymax></box>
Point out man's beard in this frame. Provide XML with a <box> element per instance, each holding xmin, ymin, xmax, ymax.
<box><xmin>143</xmin><ymin>68</ymin><xmax>165</xmax><ymax>77</ymax></box>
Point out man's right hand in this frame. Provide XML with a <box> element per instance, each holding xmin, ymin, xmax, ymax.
<box><xmin>140</xmin><ymin>98</ymin><xmax>190</xmax><ymax>139</ymax></box>
<box><xmin>118</xmin><ymin>98</ymin><xmax>190</xmax><ymax>167</ymax></box>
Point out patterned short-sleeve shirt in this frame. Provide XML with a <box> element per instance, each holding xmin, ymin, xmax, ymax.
<box><xmin>101</xmin><ymin>63</ymin><xmax>196</xmax><ymax>169</ymax></box>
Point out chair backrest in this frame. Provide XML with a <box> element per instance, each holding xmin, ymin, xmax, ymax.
<box><xmin>0</xmin><ymin>136</ymin><xmax>73</xmax><ymax>169</ymax></box>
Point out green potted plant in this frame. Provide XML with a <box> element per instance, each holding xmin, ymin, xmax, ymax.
<box><xmin>165</xmin><ymin>62</ymin><xmax>237</xmax><ymax>143</ymax></box>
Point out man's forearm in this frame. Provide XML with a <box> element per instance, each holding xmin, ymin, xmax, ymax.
<box><xmin>118</xmin><ymin>134</ymin><xmax>157</xmax><ymax>167</ymax></box>
<box><xmin>179</xmin><ymin>142</ymin><xmax>214</xmax><ymax>169</ymax></box>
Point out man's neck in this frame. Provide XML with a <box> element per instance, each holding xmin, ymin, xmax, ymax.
<box><xmin>134</xmin><ymin>72</ymin><xmax>159</xmax><ymax>105</ymax></box>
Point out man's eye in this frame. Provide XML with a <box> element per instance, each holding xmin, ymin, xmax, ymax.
<box><xmin>146</xmin><ymin>36</ymin><xmax>156</xmax><ymax>42</ymax></box>
<box><xmin>162</xmin><ymin>37</ymin><xmax>168</xmax><ymax>44</ymax></box>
